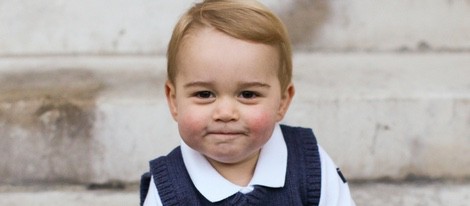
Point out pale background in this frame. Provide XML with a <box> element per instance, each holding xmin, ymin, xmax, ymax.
<box><xmin>0</xmin><ymin>1</ymin><xmax>469</xmax><ymax>204</ymax></box>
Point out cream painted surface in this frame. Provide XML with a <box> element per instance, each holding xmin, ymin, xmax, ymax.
<box><xmin>0</xmin><ymin>0</ymin><xmax>469</xmax><ymax>55</ymax></box>
<box><xmin>0</xmin><ymin>0</ymin><xmax>469</xmax><ymax>183</ymax></box>
<box><xmin>1</xmin><ymin>54</ymin><xmax>469</xmax><ymax>182</ymax></box>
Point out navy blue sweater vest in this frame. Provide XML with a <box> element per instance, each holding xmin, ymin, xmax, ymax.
<box><xmin>140</xmin><ymin>125</ymin><xmax>321</xmax><ymax>206</ymax></box>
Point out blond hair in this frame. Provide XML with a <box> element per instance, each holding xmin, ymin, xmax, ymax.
<box><xmin>167</xmin><ymin>0</ymin><xmax>292</xmax><ymax>92</ymax></box>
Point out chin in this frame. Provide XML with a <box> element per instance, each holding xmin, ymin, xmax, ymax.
<box><xmin>205</xmin><ymin>150</ymin><xmax>258</xmax><ymax>165</ymax></box>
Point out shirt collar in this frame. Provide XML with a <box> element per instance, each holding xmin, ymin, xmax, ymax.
<box><xmin>180</xmin><ymin>124</ymin><xmax>287</xmax><ymax>202</ymax></box>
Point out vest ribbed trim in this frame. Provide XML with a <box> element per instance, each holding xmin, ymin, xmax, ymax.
<box><xmin>149</xmin><ymin>148</ymin><xmax>189</xmax><ymax>206</ymax></box>
<box><xmin>280</xmin><ymin>125</ymin><xmax>322</xmax><ymax>205</ymax></box>
<box><xmin>139</xmin><ymin>172</ymin><xmax>151</xmax><ymax>206</ymax></box>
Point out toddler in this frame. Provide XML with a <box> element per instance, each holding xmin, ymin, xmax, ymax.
<box><xmin>141</xmin><ymin>0</ymin><xmax>355</xmax><ymax>205</ymax></box>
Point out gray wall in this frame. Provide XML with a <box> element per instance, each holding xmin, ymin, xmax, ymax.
<box><xmin>1</xmin><ymin>0</ymin><xmax>469</xmax><ymax>184</ymax></box>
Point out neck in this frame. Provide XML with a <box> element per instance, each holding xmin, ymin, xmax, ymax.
<box><xmin>206</xmin><ymin>151</ymin><xmax>260</xmax><ymax>187</ymax></box>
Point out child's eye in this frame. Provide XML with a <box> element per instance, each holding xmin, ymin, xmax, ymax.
<box><xmin>194</xmin><ymin>91</ymin><xmax>214</xmax><ymax>99</ymax></box>
<box><xmin>239</xmin><ymin>91</ymin><xmax>258</xmax><ymax>99</ymax></box>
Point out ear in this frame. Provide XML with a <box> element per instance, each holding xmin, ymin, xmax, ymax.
<box><xmin>165</xmin><ymin>81</ymin><xmax>178</xmax><ymax>121</ymax></box>
<box><xmin>277</xmin><ymin>83</ymin><xmax>295</xmax><ymax>121</ymax></box>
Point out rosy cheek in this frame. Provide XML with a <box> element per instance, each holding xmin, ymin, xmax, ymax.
<box><xmin>177</xmin><ymin>110</ymin><xmax>202</xmax><ymax>137</ymax></box>
<box><xmin>246</xmin><ymin>110</ymin><xmax>276</xmax><ymax>135</ymax></box>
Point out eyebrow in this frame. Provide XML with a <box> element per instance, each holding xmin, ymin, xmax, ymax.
<box><xmin>183</xmin><ymin>81</ymin><xmax>212</xmax><ymax>88</ymax></box>
<box><xmin>183</xmin><ymin>81</ymin><xmax>271</xmax><ymax>88</ymax></box>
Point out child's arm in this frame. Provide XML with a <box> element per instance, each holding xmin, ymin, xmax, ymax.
<box><xmin>142</xmin><ymin>176</ymin><xmax>163</xmax><ymax>206</ymax></box>
<box><xmin>318</xmin><ymin>145</ymin><xmax>356</xmax><ymax>206</ymax></box>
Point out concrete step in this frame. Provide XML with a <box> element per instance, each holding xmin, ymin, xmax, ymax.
<box><xmin>350</xmin><ymin>181</ymin><xmax>470</xmax><ymax>206</ymax></box>
<box><xmin>0</xmin><ymin>53</ymin><xmax>469</xmax><ymax>184</ymax></box>
<box><xmin>1</xmin><ymin>181</ymin><xmax>469</xmax><ymax>206</ymax></box>
<box><xmin>0</xmin><ymin>184</ymin><xmax>138</xmax><ymax>206</ymax></box>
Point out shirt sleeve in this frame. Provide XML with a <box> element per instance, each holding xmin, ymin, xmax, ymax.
<box><xmin>143</xmin><ymin>175</ymin><xmax>163</xmax><ymax>206</ymax></box>
<box><xmin>318</xmin><ymin>145</ymin><xmax>356</xmax><ymax>206</ymax></box>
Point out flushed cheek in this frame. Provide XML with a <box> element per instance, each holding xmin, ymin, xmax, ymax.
<box><xmin>244</xmin><ymin>110</ymin><xmax>277</xmax><ymax>139</ymax></box>
<box><xmin>176</xmin><ymin>109</ymin><xmax>208</xmax><ymax>142</ymax></box>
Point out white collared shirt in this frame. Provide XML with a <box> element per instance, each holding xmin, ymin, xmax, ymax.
<box><xmin>144</xmin><ymin>125</ymin><xmax>355</xmax><ymax>206</ymax></box>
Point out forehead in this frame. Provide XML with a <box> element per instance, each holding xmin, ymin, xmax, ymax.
<box><xmin>176</xmin><ymin>28</ymin><xmax>279</xmax><ymax>79</ymax></box>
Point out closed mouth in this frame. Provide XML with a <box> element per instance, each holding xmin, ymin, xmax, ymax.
<box><xmin>208</xmin><ymin>131</ymin><xmax>244</xmax><ymax>135</ymax></box>
<box><xmin>206</xmin><ymin>129</ymin><xmax>246</xmax><ymax>138</ymax></box>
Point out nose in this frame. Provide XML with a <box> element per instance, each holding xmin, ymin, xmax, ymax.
<box><xmin>212</xmin><ymin>97</ymin><xmax>239</xmax><ymax>122</ymax></box>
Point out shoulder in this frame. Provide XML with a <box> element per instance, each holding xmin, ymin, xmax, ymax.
<box><xmin>150</xmin><ymin>146</ymin><xmax>182</xmax><ymax>164</ymax></box>
<box><xmin>141</xmin><ymin>147</ymin><xmax>182</xmax><ymax>206</ymax></box>
<box><xmin>280</xmin><ymin>124</ymin><xmax>316</xmax><ymax>135</ymax></box>
<box><xmin>142</xmin><ymin>175</ymin><xmax>163</xmax><ymax>206</ymax></box>
<box><xmin>317</xmin><ymin>145</ymin><xmax>356</xmax><ymax>206</ymax></box>
<box><xmin>280</xmin><ymin>124</ymin><xmax>318</xmax><ymax>145</ymax></box>
<box><xmin>280</xmin><ymin>124</ymin><xmax>355</xmax><ymax>205</ymax></box>
<box><xmin>147</xmin><ymin>146</ymin><xmax>186</xmax><ymax>175</ymax></box>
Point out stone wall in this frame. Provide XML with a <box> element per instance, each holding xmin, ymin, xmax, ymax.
<box><xmin>1</xmin><ymin>0</ymin><xmax>469</xmax><ymax>184</ymax></box>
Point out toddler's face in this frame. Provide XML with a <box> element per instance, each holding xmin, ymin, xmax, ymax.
<box><xmin>166</xmin><ymin>28</ymin><xmax>293</xmax><ymax>165</ymax></box>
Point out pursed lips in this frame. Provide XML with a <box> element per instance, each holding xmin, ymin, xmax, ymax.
<box><xmin>205</xmin><ymin>129</ymin><xmax>246</xmax><ymax>138</ymax></box>
<box><xmin>207</xmin><ymin>131</ymin><xmax>245</xmax><ymax>135</ymax></box>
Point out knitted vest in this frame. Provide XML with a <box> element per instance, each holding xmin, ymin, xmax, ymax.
<box><xmin>140</xmin><ymin>125</ymin><xmax>321</xmax><ymax>206</ymax></box>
